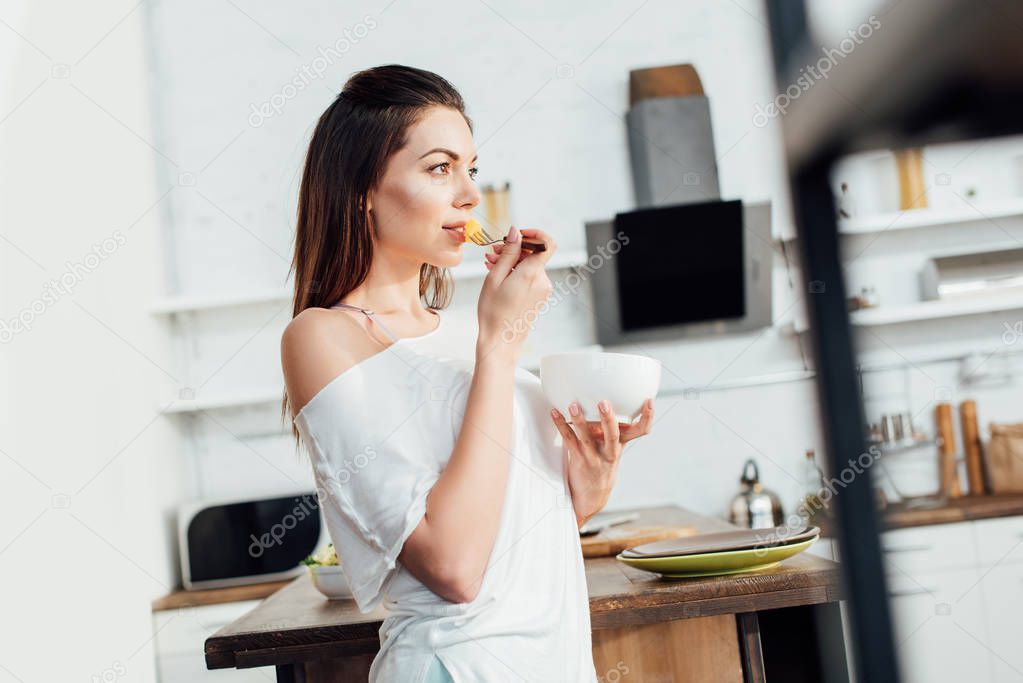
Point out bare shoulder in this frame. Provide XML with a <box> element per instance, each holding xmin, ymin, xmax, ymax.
<box><xmin>281</xmin><ymin>308</ymin><xmax>361</xmax><ymax>417</ymax></box>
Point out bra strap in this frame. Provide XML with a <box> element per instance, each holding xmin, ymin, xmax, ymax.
<box><xmin>330</xmin><ymin>302</ymin><xmax>400</xmax><ymax>343</ymax></box>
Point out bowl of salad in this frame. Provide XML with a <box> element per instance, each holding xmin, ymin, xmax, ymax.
<box><xmin>302</xmin><ymin>544</ymin><xmax>353</xmax><ymax>600</ymax></box>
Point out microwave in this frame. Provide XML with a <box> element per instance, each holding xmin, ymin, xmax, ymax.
<box><xmin>584</xmin><ymin>200</ymin><xmax>772</xmax><ymax>346</ymax></box>
<box><xmin>177</xmin><ymin>492</ymin><xmax>323</xmax><ymax>590</ymax></box>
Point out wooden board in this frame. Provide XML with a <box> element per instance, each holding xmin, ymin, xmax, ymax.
<box><xmin>581</xmin><ymin>524</ymin><xmax>695</xmax><ymax>558</ymax></box>
<box><xmin>152</xmin><ymin>580</ymin><xmax>291</xmax><ymax>612</ymax></box>
<box><xmin>591</xmin><ymin>614</ymin><xmax>743</xmax><ymax>683</ymax></box>
<box><xmin>629</xmin><ymin>64</ymin><xmax>704</xmax><ymax>105</ymax></box>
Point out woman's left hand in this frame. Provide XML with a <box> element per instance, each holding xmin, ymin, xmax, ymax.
<box><xmin>550</xmin><ymin>398</ymin><xmax>655</xmax><ymax>528</ymax></box>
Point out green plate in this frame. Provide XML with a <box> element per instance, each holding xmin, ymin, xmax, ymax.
<box><xmin>616</xmin><ymin>537</ymin><xmax>817</xmax><ymax>578</ymax></box>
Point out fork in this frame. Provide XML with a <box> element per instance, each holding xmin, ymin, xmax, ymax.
<box><xmin>465</xmin><ymin>219</ymin><xmax>547</xmax><ymax>252</ymax></box>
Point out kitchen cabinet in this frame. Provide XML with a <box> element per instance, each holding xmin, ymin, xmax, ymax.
<box><xmin>971</xmin><ymin>517</ymin><xmax>1023</xmax><ymax>682</ymax></box>
<box><xmin>808</xmin><ymin>510</ymin><xmax>1023</xmax><ymax>683</ymax></box>
<box><xmin>887</xmin><ymin>568</ymin><xmax>992</xmax><ymax>683</ymax></box>
<box><xmin>975</xmin><ymin>516</ymin><xmax>1023</xmax><ymax>567</ymax></box>
<box><xmin>153</xmin><ymin>601</ymin><xmax>266</xmax><ymax>682</ymax></box>
<box><xmin>977</xmin><ymin>563</ymin><xmax>1023</xmax><ymax>682</ymax></box>
<box><xmin>874</xmin><ymin>517</ymin><xmax>1023</xmax><ymax>683</ymax></box>
<box><xmin>882</xmin><ymin>521</ymin><xmax>979</xmax><ymax>575</ymax></box>
<box><xmin>806</xmin><ymin>536</ymin><xmax>838</xmax><ymax>561</ymax></box>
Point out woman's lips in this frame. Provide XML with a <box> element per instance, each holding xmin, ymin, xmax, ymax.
<box><xmin>442</xmin><ymin>226</ymin><xmax>465</xmax><ymax>243</ymax></box>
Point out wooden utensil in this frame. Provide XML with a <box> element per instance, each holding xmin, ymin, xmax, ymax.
<box><xmin>936</xmin><ymin>402</ymin><xmax>963</xmax><ymax>497</ymax></box>
<box><xmin>628</xmin><ymin>64</ymin><xmax>704</xmax><ymax>106</ymax></box>
<box><xmin>581</xmin><ymin>524</ymin><xmax>695</xmax><ymax>558</ymax></box>
<box><xmin>895</xmin><ymin>147</ymin><xmax>928</xmax><ymax>210</ymax></box>
<box><xmin>960</xmin><ymin>399</ymin><xmax>987</xmax><ymax>495</ymax></box>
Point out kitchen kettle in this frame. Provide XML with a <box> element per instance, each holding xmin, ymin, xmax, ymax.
<box><xmin>728</xmin><ymin>459</ymin><xmax>784</xmax><ymax>529</ymax></box>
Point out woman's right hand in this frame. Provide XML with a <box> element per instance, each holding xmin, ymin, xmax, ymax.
<box><xmin>476</xmin><ymin>225</ymin><xmax>557</xmax><ymax>362</ymax></box>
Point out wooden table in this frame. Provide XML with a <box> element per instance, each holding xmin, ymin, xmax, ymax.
<box><xmin>206</xmin><ymin>505</ymin><xmax>846</xmax><ymax>682</ymax></box>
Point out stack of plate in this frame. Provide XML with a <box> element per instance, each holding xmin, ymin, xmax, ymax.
<box><xmin>616</xmin><ymin>525</ymin><xmax>819</xmax><ymax>578</ymax></box>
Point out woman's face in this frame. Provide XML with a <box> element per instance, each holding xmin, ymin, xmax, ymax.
<box><xmin>366</xmin><ymin>105</ymin><xmax>481</xmax><ymax>270</ymax></box>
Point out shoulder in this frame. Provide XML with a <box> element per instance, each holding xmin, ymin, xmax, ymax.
<box><xmin>281</xmin><ymin>307</ymin><xmax>343</xmax><ymax>353</ymax></box>
<box><xmin>281</xmin><ymin>308</ymin><xmax>361</xmax><ymax>417</ymax></box>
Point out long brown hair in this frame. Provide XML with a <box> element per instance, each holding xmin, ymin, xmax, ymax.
<box><xmin>283</xmin><ymin>64</ymin><xmax>471</xmax><ymax>436</ymax></box>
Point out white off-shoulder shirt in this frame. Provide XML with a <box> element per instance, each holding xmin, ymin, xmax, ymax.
<box><xmin>293</xmin><ymin>304</ymin><xmax>597</xmax><ymax>683</ymax></box>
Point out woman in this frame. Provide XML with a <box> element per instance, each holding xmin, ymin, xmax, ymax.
<box><xmin>281</xmin><ymin>64</ymin><xmax>655</xmax><ymax>683</ymax></box>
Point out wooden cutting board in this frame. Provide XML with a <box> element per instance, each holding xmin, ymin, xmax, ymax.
<box><xmin>581</xmin><ymin>524</ymin><xmax>696</xmax><ymax>558</ymax></box>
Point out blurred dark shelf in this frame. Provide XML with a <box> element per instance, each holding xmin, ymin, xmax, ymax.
<box><xmin>780</xmin><ymin>0</ymin><xmax>1023</xmax><ymax>166</ymax></box>
<box><xmin>883</xmin><ymin>493</ymin><xmax>1023</xmax><ymax>529</ymax></box>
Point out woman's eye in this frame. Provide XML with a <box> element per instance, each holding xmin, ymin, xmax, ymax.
<box><xmin>430</xmin><ymin>162</ymin><xmax>478</xmax><ymax>181</ymax></box>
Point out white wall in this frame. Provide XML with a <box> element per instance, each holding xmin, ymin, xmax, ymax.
<box><xmin>0</xmin><ymin>1</ymin><xmax>184</xmax><ymax>681</ymax></box>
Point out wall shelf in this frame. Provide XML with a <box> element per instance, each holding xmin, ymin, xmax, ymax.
<box><xmin>839</xmin><ymin>197</ymin><xmax>1023</xmax><ymax>235</ymax></box>
<box><xmin>149</xmin><ymin>289</ymin><xmax>291</xmax><ymax>315</ymax></box>
<box><xmin>873</xmin><ymin>437</ymin><xmax>938</xmax><ymax>457</ymax></box>
<box><xmin>162</xmin><ymin>389</ymin><xmax>285</xmax><ymax>414</ymax></box>
<box><xmin>780</xmin><ymin>197</ymin><xmax>1023</xmax><ymax>242</ymax></box>
<box><xmin>149</xmin><ymin>249</ymin><xmax>591</xmax><ymax>316</ymax></box>
<box><xmin>792</xmin><ymin>289</ymin><xmax>1023</xmax><ymax>333</ymax></box>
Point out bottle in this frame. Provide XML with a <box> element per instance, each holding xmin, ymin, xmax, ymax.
<box><xmin>800</xmin><ymin>449</ymin><xmax>827</xmax><ymax>523</ymax></box>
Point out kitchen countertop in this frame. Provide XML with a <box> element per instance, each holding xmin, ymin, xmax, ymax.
<box><xmin>152</xmin><ymin>579</ymin><xmax>292</xmax><ymax>612</ymax></box>
<box><xmin>205</xmin><ymin>504</ymin><xmax>844</xmax><ymax>671</ymax></box>
<box><xmin>882</xmin><ymin>493</ymin><xmax>1023</xmax><ymax>529</ymax></box>
<box><xmin>157</xmin><ymin>494</ymin><xmax>1023</xmax><ymax>614</ymax></box>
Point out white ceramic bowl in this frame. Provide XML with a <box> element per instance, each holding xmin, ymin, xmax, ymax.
<box><xmin>539</xmin><ymin>352</ymin><xmax>661</xmax><ymax>423</ymax></box>
<box><xmin>308</xmin><ymin>564</ymin><xmax>353</xmax><ymax>600</ymax></box>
